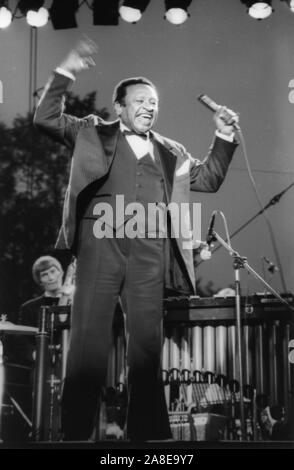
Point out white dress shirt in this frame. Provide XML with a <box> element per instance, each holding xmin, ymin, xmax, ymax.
<box><xmin>120</xmin><ymin>122</ymin><xmax>155</xmax><ymax>160</ymax></box>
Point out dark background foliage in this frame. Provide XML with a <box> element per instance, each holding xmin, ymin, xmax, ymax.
<box><xmin>0</xmin><ymin>91</ymin><xmax>109</xmax><ymax>321</ymax></box>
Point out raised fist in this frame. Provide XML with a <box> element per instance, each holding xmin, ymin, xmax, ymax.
<box><xmin>59</xmin><ymin>36</ymin><xmax>98</xmax><ymax>75</ymax></box>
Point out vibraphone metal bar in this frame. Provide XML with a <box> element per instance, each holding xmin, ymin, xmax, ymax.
<box><xmin>162</xmin><ymin>295</ymin><xmax>294</xmax><ymax>419</ymax></box>
<box><xmin>164</xmin><ymin>294</ymin><xmax>294</xmax><ymax>322</ymax></box>
<box><xmin>31</xmin><ymin>296</ymin><xmax>294</xmax><ymax>441</ymax></box>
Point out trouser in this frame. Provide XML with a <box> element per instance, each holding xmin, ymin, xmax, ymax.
<box><xmin>62</xmin><ymin>223</ymin><xmax>171</xmax><ymax>440</ymax></box>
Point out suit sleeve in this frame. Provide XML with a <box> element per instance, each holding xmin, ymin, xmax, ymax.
<box><xmin>189</xmin><ymin>136</ymin><xmax>238</xmax><ymax>192</ymax></box>
<box><xmin>34</xmin><ymin>72</ymin><xmax>87</xmax><ymax>149</ymax></box>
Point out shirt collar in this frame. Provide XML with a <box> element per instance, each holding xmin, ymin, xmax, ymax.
<box><xmin>120</xmin><ymin>121</ymin><xmax>150</xmax><ymax>139</ymax></box>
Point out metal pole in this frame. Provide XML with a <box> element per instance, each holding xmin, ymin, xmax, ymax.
<box><xmin>233</xmin><ymin>259</ymin><xmax>246</xmax><ymax>440</ymax></box>
<box><xmin>211</xmin><ymin>229</ymin><xmax>294</xmax><ymax>440</ymax></box>
<box><xmin>0</xmin><ymin>337</ymin><xmax>4</xmax><ymax>442</ymax></box>
<box><xmin>32</xmin><ymin>306</ymin><xmax>49</xmax><ymax>441</ymax></box>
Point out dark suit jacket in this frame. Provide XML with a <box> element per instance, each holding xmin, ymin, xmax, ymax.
<box><xmin>34</xmin><ymin>72</ymin><xmax>238</xmax><ymax>293</ymax></box>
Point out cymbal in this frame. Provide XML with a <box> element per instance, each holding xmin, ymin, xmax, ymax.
<box><xmin>0</xmin><ymin>320</ymin><xmax>38</xmax><ymax>335</ymax></box>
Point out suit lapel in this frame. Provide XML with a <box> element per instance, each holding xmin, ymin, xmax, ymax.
<box><xmin>96</xmin><ymin>120</ymin><xmax>120</xmax><ymax>169</ymax></box>
<box><xmin>152</xmin><ymin>133</ymin><xmax>177</xmax><ymax>202</ymax></box>
<box><xmin>95</xmin><ymin>124</ymin><xmax>177</xmax><ymax>200</ymax></box>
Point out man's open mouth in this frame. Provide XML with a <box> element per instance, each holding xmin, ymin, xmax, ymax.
<box><xmin>138</xmin><ymin>114</ymin><xmax>152</xmax><ymax>122</ymax></box>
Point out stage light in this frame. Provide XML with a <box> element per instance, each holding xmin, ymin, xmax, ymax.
<box><xmin>241</xmin><ymin>1</ymin><xmax>273</xmax><ymax>20</ymax></box>
<box><xmin>50</xmin><ymin>0</ymin><xmax>79</xmax><ymax>29</ymax></box>
<box><xmin>281</xmin><ymin>0</ymin><xmax>294</xmax><ymax>12</ymax></box>
<box><xmin>119</xmin><ymin>0</ymin><xmax>151</xmax><ymax>24</ymax></box>
<box><xmin>93</xmin><ymin>0</ymin><xmax>120</xmax><ymax>25</ymax></box>
<box><xmin>26</xmin><ymin>7</ymin><xmax>48</xmax><ymax>27</ymax></box>
<box><xmin>164</xmin><ymin>0</ymin><xmax>193</xmax><ymax>25</ymax></box>
<box><xmin>18</xmin><ymin>0</ymin><xmax>49</xmax><ymax>27</ymax></box>
<box><xmin>0</xmin><ymin>6</ymin><xmax>12</xmax><ymax>28</ymax></box>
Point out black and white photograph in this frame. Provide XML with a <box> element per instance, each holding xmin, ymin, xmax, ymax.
<box><xmin>0</xmin><ymin>0</ymin><xmax>293</xmax><ymax>453</ymax></box>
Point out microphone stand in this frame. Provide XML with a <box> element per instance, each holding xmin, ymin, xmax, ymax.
<box><xmin>211</xmin><ymin>229</ymin><xmax>294</xmax><ymax>441</ymax></box>
<box><xmin>197</xmin><ymin>181</ymin><xmax>294</xmax><ymax>287</ymax></box>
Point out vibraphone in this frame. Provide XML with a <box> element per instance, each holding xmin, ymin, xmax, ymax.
<box><xmin>90</xmin><ymin>294</ymin><xmax>294</xmax><ymax>440</ymax></box>
<box><xmin>31</xmin><ymin>295</ymin><xmax>294</xmax><ymax>441</ymax></box>
<box><xmin>162</xmin><ymin>295</ymin><xmax>294</xmax><ymax>420</ymax></box>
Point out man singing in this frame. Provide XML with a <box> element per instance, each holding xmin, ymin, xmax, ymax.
<box><xmin>34</xmin><ymin>38</ymin><xmax>238</xmax><ymax>441</ymax></box>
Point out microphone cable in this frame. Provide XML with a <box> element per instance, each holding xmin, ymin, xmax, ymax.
<box><xmin>235</xmin><ymin>126</ymin><xmax>287</xmax><ymax>293</ymax></box>
<box><xmin>195</xmin><ymin>104</ymin><xmax>288</xmax><ymax>291</ymax></box>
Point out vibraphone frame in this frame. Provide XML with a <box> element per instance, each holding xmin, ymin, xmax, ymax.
<box><xmin>163</xmin><ymin>295</ymin><xmax>294</xmax><ymax>417</ymax></box>
<box><xmin>31</xmin><ymin>295</ymin><xmax>294</xmax><ymax>441</ymax></box>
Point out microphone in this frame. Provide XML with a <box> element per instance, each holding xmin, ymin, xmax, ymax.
<box><xmin>200</xmin><ymin>211</ymin><xmax>217</xmax><ymax>261</ymax></box>
<box><xmin>198</xmin><ymin>94</ymin><xmax>240</xmax><ymax>129</ymax></box>
<box><xmin>206</xmin><ymin>211</ymin><xmax>216</xmax><ymax>247</ymax></box>
<box><xmin>263</xmin><ymin>256</ymin><xmax>279</xmax><ymax>274</ymax></box>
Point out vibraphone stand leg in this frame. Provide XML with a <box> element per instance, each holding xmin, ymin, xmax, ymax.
<box><xmin>32</xmin><ymin>306</ymin><xmax>49</xmax><ymax>441</ymax></box>
<box><xmin>233</xmin><ymin>254</ymin><xmax>246</xmax><ymax>440</ymax></box>
<box><xmin>0</xmin><ymin>336</ymin><xmax>4</xmax><ymax>442</ymax></box>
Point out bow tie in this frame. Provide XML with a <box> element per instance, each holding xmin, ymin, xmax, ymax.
<box><xmin>122</xmin><ymin>130</ymin><xmax>149</xmax><ymax>140</ymax></box>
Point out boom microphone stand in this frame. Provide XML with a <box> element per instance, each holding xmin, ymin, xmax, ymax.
<box><xmin>197</xmin><ymin>181</ymin><xmax>294</xmax><ymax>293</ymax></box>
<box><xmin>210</xmin><ymin>229</ymin><xmax>293</xmax><ymax>441</ymax></box>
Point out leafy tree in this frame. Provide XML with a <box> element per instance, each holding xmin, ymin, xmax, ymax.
<box><xmin>0</xmin><ymin>91</ymin><xmax>109</xmax><ymax>320</ymax></box>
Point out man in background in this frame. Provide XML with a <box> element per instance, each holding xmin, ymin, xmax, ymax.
<box><xmin>4</xmin><ymin>256</ymin><xmax>64</xmax><ymax>440</ymax></box>
<box><xmin>16</xmin><ymin>255</ymin><xmax>64</xmax><ymax>365</ymax></box>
